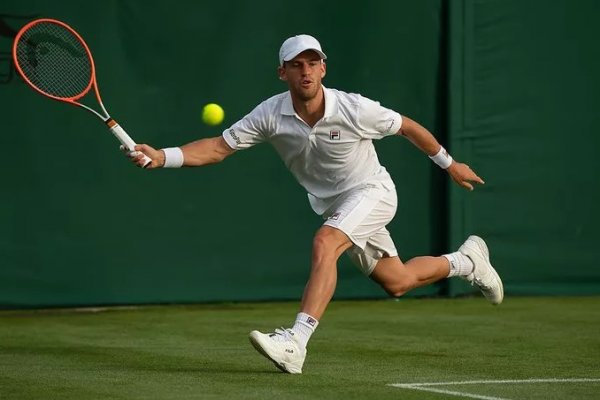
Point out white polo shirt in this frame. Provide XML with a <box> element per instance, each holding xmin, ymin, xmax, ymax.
<box><xmin>222</xmin><ymin>87</ymin><xmax>402</xmax><ymax>214</ymax></box>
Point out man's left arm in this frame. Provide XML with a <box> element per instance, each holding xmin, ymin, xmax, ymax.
<box><xmin>398</xmin><ymin>115</ymin><xmax>485</xmax><ymax>191</ymax></box>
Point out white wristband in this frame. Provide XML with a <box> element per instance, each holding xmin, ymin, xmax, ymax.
<box><xmin>161</xmin><ymin>147</ymin><xmax>184</xmax><ymax>168</ymax></box>
<box><xmin>429</xmin><ymin>146</ymin><xmax>453</xmax><ymax>169</ymax></box>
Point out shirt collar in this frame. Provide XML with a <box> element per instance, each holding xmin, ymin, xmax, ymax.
<box><xmin>281</xmin><ymin>91</ymin><xmax>295</xmax><ymax>116</ymax></box>
<box><xmin>281</xmin><ymin>86</ymin><xmax>338</xmax><ymax>118</ymax></box>
<box><xmin>323</xmin><ymin>86</ymin><xmax>338</xmax><ymax>118</ymax></box>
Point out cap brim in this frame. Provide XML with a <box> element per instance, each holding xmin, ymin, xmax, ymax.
<box><xmin>282</xmin><ymin>48</ymin><xmax>327</xmax><ymax>63</ymax></box>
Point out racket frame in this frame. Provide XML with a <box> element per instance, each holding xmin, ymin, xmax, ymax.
<box><xmin>12</xmin><ymin>18</ymin><xmax>151</xmax><ymax>167</ymax></box>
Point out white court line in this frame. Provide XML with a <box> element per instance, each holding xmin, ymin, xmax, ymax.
<box><xmin>395</xmin><ymin>385</ymin><xmax>509</xmax><ymax>400</ymax></box>
<box><xmin>389</xmin><ymin>378</ymin><xmax>600</xmax><ymax>400</ymax></box>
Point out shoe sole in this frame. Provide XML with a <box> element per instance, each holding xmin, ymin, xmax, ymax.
<box><xmin>248</xmin><ymin>331</ymin><xmax>293</xmax><ymax>374</ymax></box>
<box><xmin>468</xmin><ymin>235</ymin><xmax>504</xmax><ymax>305</ymax></box>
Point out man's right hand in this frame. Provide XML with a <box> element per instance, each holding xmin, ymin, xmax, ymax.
<box><xmin>122</xmin><ymin>144</ymin><xmax>165</xmax><ymax>169</ymax></box>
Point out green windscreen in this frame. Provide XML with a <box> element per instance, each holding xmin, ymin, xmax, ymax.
<box><xmin>448</xmin><ymin>0</ymin><xmax>600</xmax><ymax>296</ymax></box>
<box><xmin>3</xmin><ymin>0</ymin><xmax>598</xmax><ymax>308</ymax></box>
<box><xmin>1</xmin><ymin>0</ymin><xmax>444</xmax><ymax>307</ymax></box>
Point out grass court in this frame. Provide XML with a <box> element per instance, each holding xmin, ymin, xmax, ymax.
<box><xmin>1</xmin><ymin>296</ymin><xmax>599</xmax><ymax>399</ymax></box>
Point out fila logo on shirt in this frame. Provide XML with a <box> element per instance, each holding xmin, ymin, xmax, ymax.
<box><xmin>329</xmin><ymin>130</ymin><xmax>341</xmax><ymax>140</ymax></box>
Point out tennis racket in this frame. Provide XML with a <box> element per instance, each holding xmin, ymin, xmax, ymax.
<box><xmin>12</xmin><ymin>18</ymin><xmax>152</xmax><ymax>167</ymax></box>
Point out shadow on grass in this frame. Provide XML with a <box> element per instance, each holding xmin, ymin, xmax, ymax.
<box><xmin>1</xmin><ymin>343</ymin><xmax>283</xmax><ymax>375</ymax></box>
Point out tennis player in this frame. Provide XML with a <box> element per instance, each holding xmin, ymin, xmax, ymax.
<box><xmin>127</xmin><ymin>34</ymin><xmax>503</xmax><ymax>374</ymax></box>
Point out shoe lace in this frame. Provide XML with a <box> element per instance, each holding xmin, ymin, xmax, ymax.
<box><xmin>462</xmin><ymin>273</ymin><xmax>492</xmax><ymax>291</ymax></box>
<box><xmin>271</xmin><ymin>327</ymin><xmax>293</xmax><ymax>342</ymax></box>
<box><xmin>462</xmin><ymin>273</ymin><xmax>475</xmax><ymax>285</ymax></box>
<box><xmin>275</xmin><ymin>326</ymin><xmax>292</xmax><ymax>339</ymax></box>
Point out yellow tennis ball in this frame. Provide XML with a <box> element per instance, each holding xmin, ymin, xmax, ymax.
<box><xmin>202</xmin><ymin>103</ymin><xmax>224</xmax><ymax>126</ymax></box>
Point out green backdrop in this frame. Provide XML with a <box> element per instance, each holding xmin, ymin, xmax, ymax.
<box><xmin>2</xmin><ymin>0</ymin><xmax>599</xmax><ymax>308</ymax></box>
<box><xmin>1</xmin><ymin>0</ymin><xmax>444</xmax><ymax>307</ymax></box>
<box><xmin>448</xmin><ymin>0</ymin><xmax>600</xmax><ymax>296</ymax></box>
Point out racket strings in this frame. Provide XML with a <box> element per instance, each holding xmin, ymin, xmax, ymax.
<box><xmin>15</xmin><ymin>22</ymin><xmax>93</xmax><ymax>99</ymax></box>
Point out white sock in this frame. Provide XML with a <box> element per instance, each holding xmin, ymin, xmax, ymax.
<box><xmin>443</xmin><ymin>252</ymin><xmax>474</xmax><ymax>277</ymax></box>
<box><xmin>292</xmin><ymin>312</ymin><xmax>318</xmax><ymax>349</ymax></box>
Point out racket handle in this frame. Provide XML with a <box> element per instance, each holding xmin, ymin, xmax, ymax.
<box><xmin>106</xmin><ymin>119</ymin><xmax>152</xmax><ymax>168</ymax></box>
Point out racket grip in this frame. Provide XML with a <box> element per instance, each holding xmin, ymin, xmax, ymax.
<box><xmin>106</xmin><ymin>119</ymin><xmax>152</xmax><ymax>168</ymax></box>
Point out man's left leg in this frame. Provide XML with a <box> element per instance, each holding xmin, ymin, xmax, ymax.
<box><xmin>369</xmin><ymin>255</ymin><xmax>450</xmax><ymax>297</ymax></box>
<box><xmin>366</xmin><ymin>236</ymin><xmax>503</xmax><ymax>304</ymax></box>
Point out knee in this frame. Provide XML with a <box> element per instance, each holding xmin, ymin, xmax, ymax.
<box><xmin>312</xmin><ymin>230</ymin><xmax>343</xmax><ymax>264</ymax></box>
<box><xmin>382</xmin><ymin>276</ymin><xmax>417</xmax><ymax>298</ymax></box>
<box><xmin>312</xmin><ymin>233</ymin><xmax>334</xmax><ymax>261</ymax></box>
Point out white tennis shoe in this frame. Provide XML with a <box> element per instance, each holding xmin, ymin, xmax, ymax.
<box><xmin>458</xmin><ymin>235</ymin><xmax>504</xmax><ymax>305</ymax></box>
<box><xmin>249</xmin><ymin>328</ymin><xmax>306</xmax><ymax>374</ymax></box>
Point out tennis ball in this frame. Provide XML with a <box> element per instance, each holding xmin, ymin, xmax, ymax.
<box><xmin>202</xmin><ymin>103</ymin><xmax>224</xmax><ymax>126</ymax></box>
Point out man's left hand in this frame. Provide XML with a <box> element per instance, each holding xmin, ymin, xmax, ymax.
<box><xmin>446</xmin><ymin>162</ymin><xmax>485</xmax><ymax>191</ymax></box>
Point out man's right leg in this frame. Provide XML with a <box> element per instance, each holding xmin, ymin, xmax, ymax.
<box><xmin>300</xmin><ymin>226</ymin><xmax>353</xmax><ymax>319</ymax></box>
<box><xmin>249</xmin><ymin>225</ymin><xmax>352</xmax><ymax>374</ymax></box>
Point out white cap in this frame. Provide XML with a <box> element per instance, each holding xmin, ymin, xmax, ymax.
<box><xmin>279</xmin><ymin>34</ymin><xmax>327</xmax><ymax>66</ymax></box>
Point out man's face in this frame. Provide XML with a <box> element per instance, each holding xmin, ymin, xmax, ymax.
<box><xmin>278</xmin><ymin>50</ymin><xmax>326</xmax><ymax>101</ymax></box>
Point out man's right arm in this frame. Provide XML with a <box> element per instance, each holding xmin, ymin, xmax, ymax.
<box><xmin>129</xmin><ymin>136</ymin><xmax>235</xmax><ymax>169</ymax></box>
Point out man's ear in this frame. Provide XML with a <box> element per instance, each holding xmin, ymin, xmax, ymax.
<box><xmin>278</xmin><ymin>65</ymin><xmax>287</xmax><ymax>81</ymax></box>
<box><xmin>321</xmin><ymin>61</ymin><xmax>326</xmax><ymax>79</ymax></box>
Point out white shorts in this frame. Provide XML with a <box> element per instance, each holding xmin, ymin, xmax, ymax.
<box><xmin>321</xmin><ymin>181</ymin><xmax>398</xmax><ymax>276</ymax></box>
